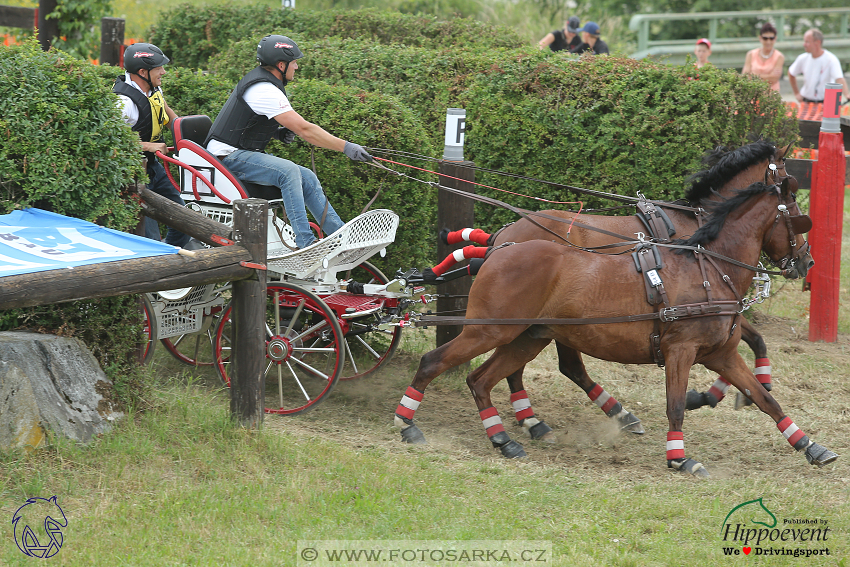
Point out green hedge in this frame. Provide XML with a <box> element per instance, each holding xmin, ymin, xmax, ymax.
<box><xmin>0</xmin><ymin>40</ymin><xmax>149</xmax><ymax>400</ymax></box>
<box><xmin>206</xmin><ymin>40</ymin><xmax>796</xmax><ymax>232</ymax></box>
<box><xmin>149</xmin><ymin>5</ymin><xmax>525</xmax><ymax>70</ymax></box>
<box><xmin>460</xmin><ymin>54</ymin><xmax>798</xmax><ymax>229</ymax></box>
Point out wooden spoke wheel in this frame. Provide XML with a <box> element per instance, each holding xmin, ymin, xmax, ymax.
<box><xmin>214</xmin><ymin>282</ymin><xmax>345</xmax><ymax>415</ymax></box>
<box><xmin>140</xmin><ymin>294</ymin><xmax>157</xmax><ymax>365</ymax></box>
<box><xmin>338</xmin><ymin>261</ymin><xmax>403</xmax><ymax>381</ymax></box>
<box><xmin>160</xmin><ymin>304</ymin><xmax>226</xmax><ymax>367</ymax></box>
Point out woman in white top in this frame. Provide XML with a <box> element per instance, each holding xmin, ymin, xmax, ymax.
<box><xmin>742</xmin><ymin>23</ymin><xmax>784</xmax><ymax>92</ymax></box>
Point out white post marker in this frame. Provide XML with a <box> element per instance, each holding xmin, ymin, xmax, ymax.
<box><xmin>443</xmin><ymin>108</ymin><xmax>466</xmax><ymax>161</ymax></box>
<box><xmin>281</xmin><ymin>0</ymin><xmax>295</xmax><ymax>8</ymax></box>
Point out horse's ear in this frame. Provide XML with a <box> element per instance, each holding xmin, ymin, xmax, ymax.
<box><xmin>781</xmin><ymin>176</ymin><xmax>799</xmax><ymax>195</ymax></box>
<box><xmin>778</xmin><ymin>143</ymin><xmax>793</xmax><ymax>159</ymax></box>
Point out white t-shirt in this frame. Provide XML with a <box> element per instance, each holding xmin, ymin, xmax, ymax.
<box><xmin>788</xmin><ymin>49</ymin><xmax>844</xmax><ymax>101</ymax></box>
<box><xmin>206</xmin><ymin>82</ymin><xmax>293</xmax><ymax>157</ymax></box>
<box><xmin>116</xmin><ymin>72</ymin><xmax>149</xmax><ymax>126</ymax></box>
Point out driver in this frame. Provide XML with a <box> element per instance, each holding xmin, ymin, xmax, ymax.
<box><xmin>114</xmin><ymin>42</ymin><xmax>191</xmax><ymax>248</ymax></box>
<box><xmin>205</xmin><ymin>34</ymin><xmax>373</xmax><ymax>249</ymax></box>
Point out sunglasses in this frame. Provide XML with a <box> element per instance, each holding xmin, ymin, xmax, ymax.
<box><xmin>761</xmin><ymin>36</ymin><xmax>776</xmax><ymax>40</ymax></box>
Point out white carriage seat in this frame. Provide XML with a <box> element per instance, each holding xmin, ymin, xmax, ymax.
<box><xmin>267</xmin><ymin>209</ymin><xmax>399</xmax><ymax>283</ymax></box>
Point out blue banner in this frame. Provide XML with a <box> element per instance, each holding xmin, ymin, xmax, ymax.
<box><xmin>0</xmin><ymin>209</ymin><xmax>178</xmax><ymax>277</ymax></box>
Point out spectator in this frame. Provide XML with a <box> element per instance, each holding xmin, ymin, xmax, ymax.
<box><xmin>694</xmin><ymin>38</ymin><xmax>711</xmax><ymax>69</ymax></box>
<box><xmin>538</xmin><ymin>16</ymin><xmax>581</xmax><ymax>52</ymax></box>
<box><xmin>742</xmin><ymin>23</ymin><xmax>784</xmax><ymax>92</ymax></box>
<box><xmin>569</xmin><ymin>22</ymin><xmax>609</xmax><ymax>55</ymax></box>
<box><xmin>788</xmin><ymin>28</ymin><xmax>850</xmax><ymax>103</ymax></box>
<box><xmin>114</xmin><ymin>43</ymin><xmax>191</xmax><ymax>248</ymax></box>
<box><xmin>205</xmin><ymin>35</ymin><xmax>372</xmax><ymax>249</ymax></box>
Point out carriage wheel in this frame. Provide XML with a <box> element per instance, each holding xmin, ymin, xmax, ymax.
<box><xmin>213</xmin><ymin>282</ymin><xmax>345</xmax><ymax>415</ymax></box>
<box><xmin>340</xmin><ymin>261</ymin><xmax>403</xmax><ymax>381</ymax></box>
<box><xmin>140</xmin><ymin>294</ymin><xmax>157</xmax><ymax>365</ymax></box>
<box><xmin>160</xmin><ymin>305</ymin><xmax>226</xmax><ymax>367</ymax></box>
<box><xmin>158</xmin><ymin>284</ymin><xmax>231</xmax><ymax>367</ymax></box>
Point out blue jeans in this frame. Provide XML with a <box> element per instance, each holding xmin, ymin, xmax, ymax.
<box><xmin>146</xmin><ymin>159</ymin><xmax>190</xmax><ymax>248</ymax></box>
<box><xmin>221</xmin><ymin>150</ymin><xmax>345</xmax><ymax>248</ymax></box>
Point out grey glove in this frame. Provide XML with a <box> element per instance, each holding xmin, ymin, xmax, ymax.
<box><xmin>275</xmin><ymin>127</ymin><xmax>296</xmax><ymax>144</ymax></box>
<box><xmin>343</xmin><ymin>141</ymin><xmax>373</xmax><ymax>162</ymax></box>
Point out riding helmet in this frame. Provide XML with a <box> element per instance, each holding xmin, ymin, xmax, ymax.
<box><xmin>123</xmin><ymin>43</ymin><xmax>170</xmax><ymax>74</ymax></box>
<box><xmin>256</xmin><ymin>34</ymin><xmax>304</xmax><ymax>66</ymax></box>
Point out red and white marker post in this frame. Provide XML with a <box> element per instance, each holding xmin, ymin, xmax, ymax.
<box><xmin>807</xmin><ymin>83</ymin><xmax>846</xmax><ymax>343</ymax></box>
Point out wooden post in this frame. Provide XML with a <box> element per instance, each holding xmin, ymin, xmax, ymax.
<box><xmin>229</xmin><ymin>199</ymin><xmax>268</xmax><ymax>428</ymax></box>
<box><xmin>100</xmin><ymin>17</ymin><xmax>124</xmax><ymax>66</ymax></box>
<box><xmin>436</xmin><ymin>160</ymin><xmax>475</xmax><ymax>350</ymax></box>
<box><xmin>807</xmin><ymin>84</ymin><xmax>845</xmax><ymax>343</ymax></box>
<box><xmin>436</xmin><ymin>108</ymin><xmax>473</xmax><ymax>351</ymax></box>
<box><xmin>36</xmin><ymin>0</ymin><xmax>58</xmax><ymax>50</ymax></box>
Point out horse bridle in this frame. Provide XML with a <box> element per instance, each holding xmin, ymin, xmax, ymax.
<box><xmin>762</xmin><ymin>181</ymin><xmax>813</xmax><ymax>276</ymax></box>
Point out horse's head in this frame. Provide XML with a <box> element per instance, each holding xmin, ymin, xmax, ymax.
<box><xmin>761</xmin><ymin>177</ymin><xmax>813</xmax><ymax>280</ymax></box>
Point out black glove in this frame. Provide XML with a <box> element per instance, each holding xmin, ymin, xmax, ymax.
<box><xmin>343</xmin><ymin>141</ymin><xmax>373</xmax><ymax>162</ymax></box>
<box><xmin>275</xmin><ymin>127</ymin><xmax>296</xmax><ymax>144</ymax></box>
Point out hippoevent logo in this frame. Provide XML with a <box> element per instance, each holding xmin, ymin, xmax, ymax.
<box><xmin>720</xmin><ymin>498</ymin><xmax>831</xmax><ymax>558</ymax></box>
<box><xmin>11</xmin><ymin>496</ymin><xmax>68</xmax><ymax>558</ymax></box>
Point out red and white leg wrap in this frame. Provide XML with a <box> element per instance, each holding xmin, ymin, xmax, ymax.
<box><xmin>707</xmin><ymin>376</ymin><xmax>731</xmax><ymax>402</ymax></box>
<box><xmin>509</xmin><ymin>390</ymin><xmax>536</xmax><ymax>423</ymax></box>
<box><xmin>431</xmin><ymin>245</ymin><xmax>488</xmax><ymax>276</ymax></box>
<box><xmin>587</xmin><ymin>383</ymin><xmax>624</xmax><ymax>417</ymax></box>
<box><xmin>754</xmin><ymin>358</ymin><xmax>772</xmax><ymax>388</ymax></box>
<box><xmin>444</xmin><ymin>228</ymin><xmax>491</xmax><ymax>245</ymax></box>
<box><xmin>666</xmin><ymin>431</ymin><xmax>685</xmax><ymax>461</ymax></box>
<box><xmin>479</xmin><ymin>406</ymin><xmax>506</xmax><ymax>438</ymax></box>
<box><xmin>777</xmin><ymin>416</ymin><xmax>811</xmax><ymax>451</ymax></box>
<box><xmin>395</xmin><ymin>386</ymin><xmax>424</xmax><ymax>422</ymax></box>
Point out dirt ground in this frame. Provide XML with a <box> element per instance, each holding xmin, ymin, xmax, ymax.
<box><xmin>258</xmin><ymin>312</ymin><xmax>850</xmax><ymax>485</ymax></box>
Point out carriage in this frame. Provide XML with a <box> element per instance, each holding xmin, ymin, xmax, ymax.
<box><xmin>141</xmin><ymin>115</ymin><xmax>424</xmax><ymax>415</ymax></box>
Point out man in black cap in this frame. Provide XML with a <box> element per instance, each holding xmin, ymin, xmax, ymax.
<box><xmin>114</xmin><ymin>43</ymin><xmax>190</xmax><ymax>247</ymax></box>
<box><xmin>570</xmin><ymin>22</ymin><xmax>610</xmax><ymax>55</ymax></box>
<box><xmin>538</xmin><ymin>16</ymin><xmax>582</xmax><ymax>53</ymax></box>
<box><xmin>205</xmin><ymin>34</ymin><xmax>372</xmax><ymax>249</ymax></box>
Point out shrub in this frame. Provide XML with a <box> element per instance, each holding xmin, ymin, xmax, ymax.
<box><xmin>149</xmin><ymin>5</ymin><xmax>525</xmax><ymax>69</ymax></box>
<box><xmin>459</xmin><ymin>53</ymin><xmax>797</xmax><ymax>230</ymax></box>
<box><xmin>0</xmin><ymin>39</ymin><xmax>149</xmax><ymax>399</ymax></box>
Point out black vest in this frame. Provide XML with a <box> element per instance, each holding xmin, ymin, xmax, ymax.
<box><xmin>205</xmin><ymin>67</ymin><xmax>288</xmax><ymax>152</ymax></box>
<box><xmin>113</xmin><ymin>75</ymin><xmax>162</xmax><ymax>144</ymax></box>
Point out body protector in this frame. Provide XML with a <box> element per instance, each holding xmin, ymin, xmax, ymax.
<box><xmin>204</xmin><ymin>67</ymin><xmax>287</xmax><ymax>152</ymax></box>
<box><xmin>113</xmin><ymin>75</ymin><xmax>169</xmax><ymax>162</ymax></box>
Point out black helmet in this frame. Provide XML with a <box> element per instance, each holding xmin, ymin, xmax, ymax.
<box><xmin>124</xmin><ymin>43</ymin><xmax>170</xmax><ymax>75</ymax></box>
<box><xmin>256</xmin><ymin>35</ymin><xmax>304</xmax><ymax>66</ymax></box>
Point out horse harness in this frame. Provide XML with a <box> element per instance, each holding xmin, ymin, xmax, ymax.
<box><xmin>417</xmin><ymin>182</ymin><xmax>811</xmax><ymax>368</ymax></box>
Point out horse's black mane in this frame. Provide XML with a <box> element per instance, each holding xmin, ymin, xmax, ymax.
<box><xmin>674</xmin><ymin>182</ymin><xmax>772</xmax><ymax>253</ymax></box>
<box><xmin>685</xmin><ymin>140</ymin><xmax>776</xmax><ymax>205</ymax></box>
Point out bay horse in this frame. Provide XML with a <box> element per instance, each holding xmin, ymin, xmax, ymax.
<box><xmin>432</xmin><ymin>141</ymin><xmax>813</xmax><ymax>442</ymax></box>
<box><xmin>396</xmin><ymin>180</ymin><xmax>836</xmax><ymax>477</ymax></box>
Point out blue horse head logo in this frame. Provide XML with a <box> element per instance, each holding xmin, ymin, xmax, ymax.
<box><xmin>12</xmin><ymin>496</ymin><xmax>68</xmax><ymax>558</ymax></box>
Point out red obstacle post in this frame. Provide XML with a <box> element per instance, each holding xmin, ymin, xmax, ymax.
<box><xmin>807</xmin><ymin>83</ymin><xmax>845</xmax><ymax>343</ymax></box>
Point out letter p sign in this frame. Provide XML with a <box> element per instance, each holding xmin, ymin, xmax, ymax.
<box><xmin>443</xmin><ymin>108</ymin><xmax>467</xmax><ymax>161</ymax></box>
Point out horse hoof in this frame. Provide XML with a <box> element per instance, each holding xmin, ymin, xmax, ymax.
<box><xmin>499</xmin><ymin>440</ymin><xmax>527</xmax><ymax>459</ymax></box>
<box><xmin>439</xmin><ymin>227</ymin><xmax>451</xmax><ymax>245</ymax></box>
<box><xmin>685</xmin><ymin>389</ymin><xmax>705</xmax><ymax>410</ymax></box>
<box><xmin>734</xmin><ymin>392</ymin><xmax>753</xmax><ymax>410</ymax></box>
<box><xmin>668</xmin><ymin>458</ymin><xmax>710</xmax><ymax>478</ymax></box>
<box><xmin>400</xmin><ymin>424</ymin><xmax>427</xmax><ymax>445</ymax></box>
<box><xmin>617</xmin><ymin>412</ymin><xmax>645</xmax><ymax>435</ymax></box>
<box><xmin>528</xmin><ymin>421</ymin><xmax>556</xmax><ymax>443</ymax></box>
<box><xmin>805</xmin><ymin>443</ymin><xmax>838</xmax><ymax>467</ymax></box>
